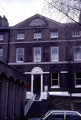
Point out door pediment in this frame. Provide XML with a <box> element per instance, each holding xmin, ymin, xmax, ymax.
<box><xmin>31</xmin><ymin>67</ymin><xmax>43</xmax><ymax>74</ymax></box>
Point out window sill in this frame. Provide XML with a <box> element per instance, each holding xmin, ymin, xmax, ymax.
<box><xmin>50</xmin><ymin>37</ymin><xmax>58</xmax><ymax>39</ymax></box>
<box><xmin>75</xmin><ymin>85</ymin><xmax>81</xmax><ymax>88</ymax></box>
<box><xmin>74</xmin><ymin>59</ymin><xmax>81</xmax><ymax>61</ymax></box>
<box><xmin>51</xmin><ymin>60</ymin><xmax>59</xmax><ymax>62</ymax></box>
<box><xmin>0</xmin><ymin>39</ymin><xmax>3</xmax><ymax>41</ymax></box>
<box><xmin>72</xmin><ymin>36</ymin><xmax>81</xmax><ymax>38</ymax></box>
<box><xmin>17</xmin><ymin>38</ymin><xmax>24</xmax><ymax>40</ymax></box>
<box><xmin>16</xmin><ymin>61</ymin><xmax>24</xmax><ymax>63</ymax></box>
<box><xmin>51</xmin><ymin>86</ymin><xmax>60</xmax><ymax>89</ymax></box>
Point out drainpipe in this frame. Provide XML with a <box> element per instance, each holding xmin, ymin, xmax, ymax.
<box><xmin>6</xmin><ymin>29</ymin><xmax>10</xmax><ymax>64</ymax></box>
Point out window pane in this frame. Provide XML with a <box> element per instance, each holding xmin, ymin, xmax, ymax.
<box><xmin>50</xmin><ymin>32</ymin><xmax>58</xmax><ymax>38</ymax></box>
<box><xmin>66</xmin><ymin>113</ymin><xmax>81</xmax><ymax>120</ymax></box>
<box><xmin>34</xmin><ymin>47</ymin><xmax>41</xmax><ymax>62</ymax></box>
<box><xmin>72</xmin><ymin>31</ymin><xmax>80</xmax><ymax>37</ymax></box>
<box><xmin>17</xmin><ymin>48</ymin><xmax>24</xmax><ymax>62</ymax></box>
<box><xmin>17</xmin><ymin>33</ymin><xmax>24</xmax><ymax>39</ymax></box>
<box><xmin>18</xmin><ymin>48</ymin><xmax>23</xmax><ymax>54</ymax></box>
<box><xmin>51</xmin><ymin>73</ymin><xmax>59</xmax><ymax>86</ymax></box>
<box><xmin>0</xmin><ymin>35</ymin><xmax>3</xmax><ymax>40</ymax></box>
<box><xmin>76</xmin><ymin>79</ymin><xmax>81</xmax><ymax>85</ymax></box>
<box><xmin>52</xmin><ymin>80</ymin><xmax>58</xmax><ymax>85</ymax></box>
<box><xmin>52</xmin><ymin>73</ymin><xmax>58</xmax><ymax>79</ymax></box>
<box><xmin>76</xmin><ymin>72</ymin><xmax>81</xmax><ymax>86</ymax></box>
<box><xmin>51</xmin><ymin>47</ymin><xmax>58</xmax><ymax>61</ymax></box>
<box><xmin>0</xmin><ymin>49</ymin><xmax>3</xmax><ymax>61</ymax></box>
<box><xmin>18</xmin><ymin>55</ymin><xmax>23</xmax><ymax>61</ymax></box>
<box><xmin>74</xmin><ymin>46</ymin><xmax>81</xmax><ymax>60</ymax></box>
<box><xmin>76</xmin><ymin>72</ymin><xmax>81</xmax><ymax>78</ymax></box>
<box><xmin>34</xmin><ymin>33</ymin><xmax>41</xmax><ymax>39</ymax></box>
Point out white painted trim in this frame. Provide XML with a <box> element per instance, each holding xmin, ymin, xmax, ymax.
<box><xmin>24</xmin><ymin>71</ymin><xmax>50</xmax><ymax>74</ymax></box>
<box><xmin>0</xmin><ymin>39</ymin><xmax>81</xmax><ymax>45</ymax></box>
<box><xmin>49</xmin><ymin>92</ymin><xmax>81</xmax><ymax>97</ymax></box>
<box><xmin>49</xmin><ymin>91</ymin><xmax>70</xmax><ymax>96</ymax></box>
<box><xmin>60</xmin><ymin>71</ymin><xmax>68</xmax><ymax>73</ymax></box>
<box><xmin>31</xmin><ymin>67</ymin><xmax>43</xmax><ymax>94</ymax></box>
<box><xmin>8</xmin><ymin>61</ymin><xmax>69</xmax><ymax>65</ymax></box>
<box><xmin>9</xmin><ymin>39</ymin><xmax>81</xmax><ymax>45</ymax></box>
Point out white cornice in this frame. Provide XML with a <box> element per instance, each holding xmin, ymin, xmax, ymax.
<box><xmin>9</xmin><ymin>39</ymin><xmax>81</xmax><ymax>44</ymax></box>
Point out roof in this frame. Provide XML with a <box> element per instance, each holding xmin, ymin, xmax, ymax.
<box><xmin>11</xmin><ymin>14</ymin><xmax>63</xmax><ymax>29</ymax></box>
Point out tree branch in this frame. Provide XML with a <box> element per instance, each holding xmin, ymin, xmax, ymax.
<box><xmin>45</xmin><ymin>0</ymin><xmax>81</xmax><ymax>25</ymax></box>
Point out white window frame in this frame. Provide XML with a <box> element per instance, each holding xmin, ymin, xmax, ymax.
<box><xmin>34</xmin><ymin>47</ymin><xmax>41</xmax><ymax>62</ymax></box>
<box><xmin>50</xmin><ymin>31</ymin><xmax>58</xmax><ymax>38</ymax></box>
<box><xmin>51</xmin><ymin>73</ymin><xmax>60</xmax><ymax>88</ymax></box>
<box><xmin>51</xmin><ymin>47</ymin><xmax>59</xmax><ymax>62</ymax></box>
<box><xmin>72</xmin><ymin>31</ymin><xmax>81</xmax><ymax>37</ymax></box>
<box><xmin>17</xmin><ymin>33</ymin><xmax>24</xmax><ymax>40</ymax></box>
<box><xmin>0</xmin><ymin>49</ymin><xmax>3</xmax><ymax>61</ymax></box>
<box><xmin>34</xmin><ymin>33</ymin><xmax>41</xmax><ymax>39</ymax></box>
<box><xmin>75</xmin><ymin>72</ymin><xmax>81</xmax><ymax>88</ymax></box>
<box><xmin>74</xmin><ymin>46</ymin><xmax>81</xmax><ymax>61</ymax></box>
<box><xmin>0</xmin><ymin>34</ymin><xmax>3</xmax><ymax>41</ymax></box>
<box><xmin>16</xmin><ymin>48</ymin><xmax>24</xmax><ymax>62</ymax></box>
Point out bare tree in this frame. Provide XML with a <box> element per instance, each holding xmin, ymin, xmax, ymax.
<box><xmin>43</xmin><ymin>0</ymin><xmax>81</xmax><ymax>24</ymax></box>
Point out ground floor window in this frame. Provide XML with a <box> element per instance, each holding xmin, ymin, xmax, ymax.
<box><xmin>51</xmin><ymin>73</ymin><xmax>60</xmax><ymax>88</ymax></box>
<box><xmin>75</xmin><ymin>72</ymin><xmax>81</xmax><ymax>88</ymax></box>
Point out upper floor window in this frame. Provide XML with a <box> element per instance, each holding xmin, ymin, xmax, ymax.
<box><xmin>16</xmin><ymin>48</ymin><xmax>24</xmax><ymax>62</ymax></box>
<box><xmin>34</xmin><ymin>33</ymin><xmax>41</xmax><ymax>40</ymax></box>
<box><xmin>34</xmin><ymin>47</ymin><xmax>41</xmax><ymax>62</ymax></box>
<box><xmin>74</xmin><ymin>46</ymin><xmax>81</xmax><ymax>60</ymax></box>
<box><xmin>0</xmin><ymin>34</ymin><xmax>3</xmax><ymax>41</ymax></box>
<box><xmin>75</xmin><ymin>72</ymin><xmax>81</xmax><ymax>88</ymax></box>
<box><xmin>0</xmin><ymin>49</ymin><xmax>3</xmax><ymax>61</ymax></box>
<box><xmin>72</xmin><ymin>31</ymin><xmax>80</xmax><ymax>37</ymax></box>
<box><xmin>17</xmin><ymin>33</ymin><xmax>24</xmax><ymax>40</ymax></box>
<box><xmin>51</xmin><ymin>73</ymin><xmax>60</xmax><ymax>88</ymax></box>
<box><xmin>51</xmin><ymin>47</ymin><xmax>59</xmax><ymax>61</ymax></box>
<box><xmin>50</xmin><ymin>31</ymin><xmax>58</xmax><ymax>38</ymax></box>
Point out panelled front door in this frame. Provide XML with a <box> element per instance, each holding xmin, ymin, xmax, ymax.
<box><xmin>33</xmin><ymin>75</ymin><xmax>41</xmax><ymax>94</ymax></box>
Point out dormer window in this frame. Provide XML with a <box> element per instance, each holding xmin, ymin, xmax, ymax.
<box><xmin>17</xmin><ymin>33</ymin><xmax>24</xmax><ymax>40</ymax></box>
<box><xmin>0</xmin><ymin>34</ymin><xmax>3</xmax><ymax>41</ymax></box>
<box><xmin>72</xmin><ymin>31</ymin><xmax>80</xmax><ymax>37</ymax></box>
<box><xmin>50</xmin><ymin>31</ymin><xmax>58</xmax><ymax>38</ymax></box>
<box><xmin>34</xmin><ymin>33</ymin><xmax>41</xmax><ymax>40</ymax></box>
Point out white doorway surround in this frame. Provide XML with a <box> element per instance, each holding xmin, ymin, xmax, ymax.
<box><xmin>26</xmin><ymin>67</ymin><xmax>48</xmax><ymax>100</ymax></box>
<box><xmin>31</xmin><ymin>67</ymin><xmax>43</xmax><ymax>93</ymax></box>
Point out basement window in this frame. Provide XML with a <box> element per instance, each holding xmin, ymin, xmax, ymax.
<box><xmin>75</xmin><ymin>72</ymin><xmax>81</xmax><ymax>88</ymax></box>
<box><xmin>51</xmin><ymin>73</ymin><xmax>60</xmax><ymax>88</ymax></box>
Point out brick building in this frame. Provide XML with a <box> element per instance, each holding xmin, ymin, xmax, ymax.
<box><xmin>0</xmin><ymin>14</ymin><xmax>81</xmax><ymax>104</ymax></box>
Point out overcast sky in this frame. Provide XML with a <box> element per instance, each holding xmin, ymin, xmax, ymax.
<box><xmin>0</xmin><ymin>0</ymin><xmax>46</xmax><ymax>26</ymax></box>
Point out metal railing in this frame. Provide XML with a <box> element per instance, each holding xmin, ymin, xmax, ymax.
<box><xmin>24</xmin><ymin>94</ymin><xmax>36</xmax><ymax>116</ymax></box>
